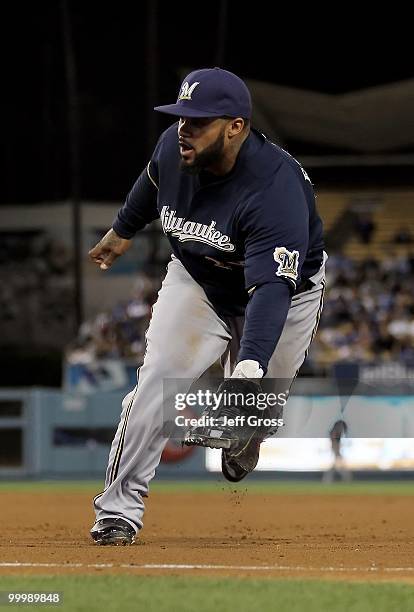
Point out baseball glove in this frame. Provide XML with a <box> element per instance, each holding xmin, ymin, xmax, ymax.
<box><xmin>184</xmin><ymin>378</ymin><xmax>271</xmax><ymax>451</ymax></box>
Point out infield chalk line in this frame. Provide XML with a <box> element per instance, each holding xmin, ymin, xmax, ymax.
<box><xmin>1</xmin><ymin>562</ymin><xmax>414</xmax><ymax>573</ymax></box>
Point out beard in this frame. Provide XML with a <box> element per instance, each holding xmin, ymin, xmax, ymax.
<box><xmin>180</xmin><ymin>128</ymin><xmax>226</xmax><ymax>175</ymax></box>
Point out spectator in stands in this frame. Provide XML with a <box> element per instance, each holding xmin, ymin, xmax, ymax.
<box><xmin>66</xmin><ymin>273</ymin><xmax>160</xmax><ymax>365</ymax></box>
<box><xmin>354</xmin><ymin>212</ymin><xmax>376</xmax><ymax>244</ymax></box>
<box><xmin>66</xmin><ymin>252</ymin><xmax>414</xmax><ymax>374</ymax></box>
<box><xmin>392</xmin><ymin>226</ymin><xmax>413</xmax><ymax>244</ymax></box>
<box><xmin>306</xmin><ymin>253</ymin><xmax>414</xmax><ymax>371</ymax></box>
<box><xmin>0</xmin><ymin>231</ymin><xmax>75</xmax><ymax>348</ymax></box>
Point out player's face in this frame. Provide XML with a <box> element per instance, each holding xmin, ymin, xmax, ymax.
<box><xmin>178</xmin><ymin>117</ymin><xmax>228</xmax><ymax>174</ymax></box>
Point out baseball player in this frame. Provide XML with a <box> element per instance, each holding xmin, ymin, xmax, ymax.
<box><xmin>322</xmin><ymin>420</ymin><xmax>352</xmax><ymax>483</ymax></box>
<box><xmin>89</xmin><ymin>67</ymin><xmax>326</xmax><ymax>545</ymax></box>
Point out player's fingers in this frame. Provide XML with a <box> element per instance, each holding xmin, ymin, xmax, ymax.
<box><xmin>89</xmin><ymin>253</ymin><xmax>106</xmax><ymax>266</ymax></box>
<box><xmin>88</xmin><ymin>243</ymin><xmax>100</xmax><ymax>255</ymax></box>
<box><xmin>89</xmin><ymin>244</ymin><xmax>112</xmax><ymax>267</ymax></box>
<box><xmin>100</xmin><ymin>251</ymin><xmax>119</xmax><ymax>270</ymax></box>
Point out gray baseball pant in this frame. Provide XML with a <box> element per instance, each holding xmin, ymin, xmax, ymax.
<box><xmin>93</xmin><ymin>257</ymin><xmax>325</xmax><ymax>532</ymax></box>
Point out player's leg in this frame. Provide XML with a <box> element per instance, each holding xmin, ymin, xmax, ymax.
<box><xmin>92</xmin><ymin>257</ymin><xmax>231</xmax><ymax>540</ymax></box>
<box><xmin>221</xmin><ymin>279</ymin><xmax>325</xmax><ymax>481</ymax></box>
<box><xmin>265</xmin><ymin>279</ymin><xmax>325</xmax><ymax>437</ymax></box>
<box><xmin>222</xmin><ymin>281</ymin><xmax>325</xmax><ymax>379</ymax></box>
<box><xmin>266</xmin><ymin>280</ymin><xmax>325</xmax><ymax>380</ymax></box>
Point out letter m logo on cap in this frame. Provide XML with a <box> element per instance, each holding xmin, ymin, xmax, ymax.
<box><xmin>178</xmin><ymin>81</ymin><xmax>200</xmax><ymax>101</ymax></box>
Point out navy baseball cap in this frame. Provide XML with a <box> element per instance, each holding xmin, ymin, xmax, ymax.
<box><xmin>154</xmin><ymin>67</ymin><xmax>252</xmax><ymax>119</ymax></box>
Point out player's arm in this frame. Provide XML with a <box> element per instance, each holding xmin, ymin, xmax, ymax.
<box><xmin>89</xmin><ymin>161</ymin><xmax>159</xmax><ymax>270</ymax></box>
<box><xmin>234</xmin><ymin>163</ymin><xmax>309</xmax><ymax>377</ymax></box>
<box><xmin>234</xmin><ymin>281</ymin><xmax>291</xmax><ymax>377</ymax></box>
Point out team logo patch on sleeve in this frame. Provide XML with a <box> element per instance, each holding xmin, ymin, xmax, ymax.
<box><xmin>273</xmin><ymin>247</ymin><xmax>299</xmax><ymax>281</ymax></box>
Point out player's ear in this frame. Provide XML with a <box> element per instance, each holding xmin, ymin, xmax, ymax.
<box><xmin>227</xmin><ymin>118</ymin><xmax>245</xmax><ymax>138</ymax></box>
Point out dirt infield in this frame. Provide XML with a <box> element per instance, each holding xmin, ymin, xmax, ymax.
<box><xmin>1</xmin><ymin>486</ymin><xmax>413</xmax><ymax>582</ymax></box>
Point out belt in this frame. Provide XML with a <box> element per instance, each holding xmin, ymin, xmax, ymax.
<box><xmin>295</xmin><ymin>278</ymin><xmax>314</xmax><ymax>295</ymax></box>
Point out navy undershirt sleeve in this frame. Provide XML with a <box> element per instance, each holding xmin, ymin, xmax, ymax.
<box><xmin>113</xmin><ymin>165</ymin><xmax>159</xmax><ymax>239</ymax></box>
<box><xmin>238</xmin><ymin>280</ymin><xmax>292</xmax><ymax>373</ymax></box>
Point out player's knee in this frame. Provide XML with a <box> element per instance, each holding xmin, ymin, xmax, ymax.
<box><xmin>147</xmin><ymin>359</ymin><xmax>203</xmax><ymax>381</ymax></box>
<box><xmin>143</xmin><ymin>338</ymin><xmax>207</xmax><ymax>378</ymax></box>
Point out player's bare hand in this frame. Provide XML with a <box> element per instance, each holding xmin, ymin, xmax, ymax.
<box><xmin>88</xmin><ymin>229</ymin><xmax>132</xmax><ymax>270</ymax></box>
